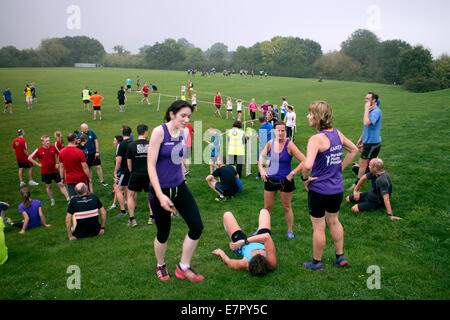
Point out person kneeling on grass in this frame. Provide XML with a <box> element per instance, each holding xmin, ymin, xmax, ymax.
<box><xmin>65</xmin><ymin>182</ymin><xmax>106</xmax><ymax>241</ymax></box>
<box><xmin>212</xmin><ymin>209</ymin><xmax>276</xmax><ymax>277</ymax></box>
<box><xmin>205</xmin><ymin>156</ymin><xmax>242</xmax><ymax>202</ymax></box>
<box><xmin>346</xmin><ymin>158</ymin><xmax>401</xmax><ymax>220</ymax></box>
<box><xmin>10</xmin><ymin>188</ymin><xmax>51</xmax><ymax>234</ymax></box>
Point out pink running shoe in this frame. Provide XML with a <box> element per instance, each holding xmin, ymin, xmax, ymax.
<box><xmin>156</xmin><ymin>264</ymin><xmax>170</xmax><ymax>281</ymax></box>
<box><xmin>175</xmin><ymin>264</ymin><xmax>204</xmax><ymax>282</ymax></box>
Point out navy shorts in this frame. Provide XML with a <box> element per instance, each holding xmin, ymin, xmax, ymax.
<box><xmin>308</xmin><ymin>190</ymin><xmax>343</xmax><ymax>218</ymax></box>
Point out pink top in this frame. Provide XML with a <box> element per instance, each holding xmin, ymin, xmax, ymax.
<box><xmin>248</xmin><ymin>103</ymin><xmax>258</xmax><ymax>112</ymax></box>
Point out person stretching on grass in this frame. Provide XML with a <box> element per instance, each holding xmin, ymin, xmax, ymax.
<box><xmin>346</xmin><ymin>158</ymin><xmax>401</xmax><ymax>220</ymax></box>
<box><xmin>148</xmin><ymin>100</ymin><xmax>204</xmax><ymax>282</ymax></box>
<box><xmin>11</xmin><ymin>188</ymin><xmax>51</xmax><ymax>234</ymax></box>
<box><xmin>212</xmin><ymin>209</ymin><xmax>276</xmax><ymax>277</ymax></box>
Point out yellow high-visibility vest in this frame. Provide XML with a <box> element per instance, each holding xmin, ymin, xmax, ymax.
<box><xmin>82</xmin><ymin>89</ymin><xmax>90</xmax><ymax>100</ymax></box>
<box><xmin>227</xmin><ymin>127</ymin><xmax>245</xmax><ymax>155</ymax></box>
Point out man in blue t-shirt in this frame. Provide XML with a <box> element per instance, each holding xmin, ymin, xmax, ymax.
<box><xmin>350</xmin><ymin>92</ymin><xmax>382</xmax><ymax>191</ymax></box>
<box><xmin>257</xmin><ymin>115</ymin><xmax>273</xmax><ymax>179</ymax></box>
<box><xmin>3</xmin><ymin>88</ymin><xmax>12</xmax><ymax>114</ymax></box>
<box><xmin>79</xmin><ymin>123</ymin><xmax>108</xmax><ymax>190</ymax></box>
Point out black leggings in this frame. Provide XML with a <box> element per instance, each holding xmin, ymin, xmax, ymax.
<box><xmin>228</xmin><ymin>155</ymin><xmax>243</xmax><ymax>178</ymax></box>
<box><xmin>149</xmin><ymin>181</ymin><xmax>203</xmax><ymax>244</ymax></box>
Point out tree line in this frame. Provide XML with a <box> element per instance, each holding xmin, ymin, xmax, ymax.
<box><xmin>0</xmin><ymin>30</ymin><xmax>448</xmax><ymax>92</ymax></box>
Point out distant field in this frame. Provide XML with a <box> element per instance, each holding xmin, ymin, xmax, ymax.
<box><xmin>0</xmin><ymin>67</ymin><xmax>448</xmax><ymax>300</ymax></box>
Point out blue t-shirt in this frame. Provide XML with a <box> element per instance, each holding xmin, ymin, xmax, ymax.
<box><xmin>18</xmin><ymin>199</ymin><xmax>42</xmax><ymax>230</ymax></box>
<box><xmin>258</xmin><ymin>122</ymin><xmax>273</xmax><ymax>151</ymax></box>
<box><xmin>3</xmin><ymin>90</ymin><xmax>11</xmax><ymax>101</ymax></box>
<box><xmin>127</xmin><ymin>78</ymin><xmax>131</xmax><ymax>85</ymax></box>
<box><xmin>241</xmin><ymin>242</ymin><xmax>266</xmax><ymax>262</ymax></box>
<box><xmin>78</xmin><ymin>130</ymin><xmax>97</xmax><ymax>155</ymax></box>
<box><xmin>362</xmin><ymin>107</ymin><xmax>382</xmax><ymax>144</ymax></box>
<box><xmin>210</xmin><ymin>135</ymin><xmax>221</xmax><ymax>157</ymax></box>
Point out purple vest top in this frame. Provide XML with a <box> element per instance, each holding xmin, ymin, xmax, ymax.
<box><xmin>267</xmin><ymin>139</ymin><xmax>292</xmax><ymax>180</ymax></box>
<box><xmin>309</xmin><ymin>128</ymin><xmax>343</xmax><ymax>195</ymax></box>
<box><xmin>150</xmin><ymin>123</ymin><xmax>185</xmax><ymax>188</ymax></box>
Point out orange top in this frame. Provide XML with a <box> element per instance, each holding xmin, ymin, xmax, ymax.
<box><xmin>90</xmin><ymin>94</ymin><xmax>103</xmax><ymax>107</ymax></box>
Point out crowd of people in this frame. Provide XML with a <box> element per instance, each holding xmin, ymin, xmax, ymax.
<box><xmin>2</xmin><ymin>77</ymin><xmax>400</xmax><ymax>283</ymax></box>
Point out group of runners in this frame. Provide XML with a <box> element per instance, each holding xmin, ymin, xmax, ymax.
<box><xmin>2</xmin><ymin>74</ymin><xmax>400</xmax><ymax>280</ymax></box>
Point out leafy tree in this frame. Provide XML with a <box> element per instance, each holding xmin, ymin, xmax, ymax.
<box><xmin>113</xmin><ymin>45</ymin><xmax>130</xmax><ymax>55</ymax></box>
<box><xmin>313</xmin><ymin>51</ymin><xmax>363</xmax><ymax>80</ymax></box>
<box><xmin>0</xmin><ymin>46</ymin><xmax>22</xmax><ymax>67</ymax></box>
<box><xmin>144</xmin><ymin>39</ymin><xmax>186</xmax><ymax>69</ymax></box>
<box><xmin>433</xmin><ymin>54</ymin><xmax>450</xmax><ymax>89</ymax></box>
<box><xmin>398</xmin><ymin>45</ymin><xmax>433</xmax><ymax>83</ymax></box>
<box><xmin>375</xmin><ymin>40</ymin><xmax>411</xmax><ymax>84</ymax></box>
<box><xmin>341</xmin><ymin>29</ymin><xmax>380</xmax><ymax>68</ymax></box>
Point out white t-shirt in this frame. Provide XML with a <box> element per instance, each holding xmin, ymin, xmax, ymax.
<box><xmin>226</xmin><ymin>101</ymin><xmax>233</xmax><ymax>110</ymax></box>
<box><xmin>285</xmin><ymin>111</ymin><xmax>296</xmax><ymax>127</ymax></box>
<box><xmin>281</xmin><ymin>101</ymin><xmax>288</xmax><ymax>113</ymax></box>
<box><xmin>192</xmin><ymin>97</ymin><xmax>197</xmax><ymax>105</ymax></box>
<box><xmin>236</xmin><ymin>101</ymin><xmax>242</xmax><ymax>112</ymax></box>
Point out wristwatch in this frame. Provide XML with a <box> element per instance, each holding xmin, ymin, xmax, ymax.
<box><xmin>290</xmin><ymin>170</ymin><xmax>296</xmax><ymax>176</ymax></box>
<box><xmin>301</xmin><ymin>175</ymin><xmax>309</xmax><ymax>181</ymax></box>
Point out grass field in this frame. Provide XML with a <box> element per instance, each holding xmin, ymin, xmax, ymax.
<box><xmin>0</xmin><ymin>67</ymin><xmax>448</xmax><ymax>300</ymax></box>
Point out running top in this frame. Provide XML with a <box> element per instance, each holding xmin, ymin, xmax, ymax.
<box><xmin>30</xmin><ymin>145</ymin><xmax>59</xmax><ymax>174</ymax></box>
<box><xmin>151</xmin><ymin>123</ymin><xmax>185</xmax><ymax>188</ymax></box>
<box><xmin>18</xmin><ymin>200</ymin><xmax>42</xmax><ymax>229</ymax></box>
<box><xmin>12</xmin><ymin>137</ymin><xmax>29</xmax><ymax>162</ymax></box>
<box><xmin>309</xmin><ymin>128</ymin><xmax>343</xmax><ymax>195</ymax></box>
<box><xmin>362</xmin><ymin>106</ymin><xmax>382</xmax><ymax>144</ymax></box>
<box><xmin>242</xmin><ymin>242</ymin><xmax>266</xmax><ymax>262</ymax></box>
<box><xmin>267</xmin><ymin>139</ymin><xmax>292</xmax><ymax>180</ymax></box>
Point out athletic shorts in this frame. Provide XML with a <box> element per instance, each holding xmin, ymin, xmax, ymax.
<box><xmin>118</xmin><ymin>99</ymin><xmax>125</xmax><ymax>105</ymax></box>
<box><xmin>41</xmin><ymin>172</ymin><xmax>62</xmax><ymax>184</ymax></box>
<box><xmin>250</xmin><ymin>111</ymin><xmax>256</xmax><ymax>120</ymax></box>
<box><xmin>227</xmin><ymin>107</ymin><xmax>232</xmax><ymax>111</ymax></box>
<box><xmin>348</xmin><ymin>192</ymin><xmax>383</xmax><ymax>212</ymax></box>
<box><xmin>264</xmin><ymin>177</ymin><xmax>295</xmax><ymax>193</ymax></box>
<box><xmin>308</xmin><ymin>190</ymin><xmax>343</xmax><ymax>218</ymax></box>
<box><xmin>5</xmin><ymin>100</ymin><xmax>12</xmax><ymax>104</ymax></box>
<box><xmin>117</xmin><ymin>172</ymin><xmax>130</xmax><ymax>187</ymax></box>
<box><xmin>237</xmin><ymin>110</ymin><xmax>242</xmax><ymax>113</ymax></box>
<box><xmin>127</xmin><ymin>85</ymin><xmax>131</xmax><ymax>89</ymax></box>
<box><xmin>26</xmin><ymin>97</ymin><xmax>32</xmax><ymax>103</ymax></box>
<box><xmin>67</xmin><ymin>180</ymin><xmax>89</xmax><ymax>197</ymax></box>
<box><xmin>214</xmin><ymin>182</ymin><xmax>237</xmax><ymax>197</ymax></box>
<box><xmin>127</xmin><ymin>173</ymin><xmax>149</xmax><ymax>192</ymax></box>
<box><xmin>83</xmin><ymin>100</ymin><xmax>90</xmax><ymax>104</ymax></box>
<box><xmin>231</xmin><ymin>228</ymin><xmax>271</xmax><ymax>257</ymax></box>
<box><xmin>87</xmin><ymin>154</ymin><xmax>101</xmax><ymax>167</ymax></box>
<box><xmin>0</xmin><ymin>203</ymin><xmax>9</xmax><ymax>211</ymax></box>
<box><xmin>143</xmin><ymin>94</ymin><xmax>148</xmax><ymax>97</ymax></box>
<box><xmin>361</xmin><ymin>143</ymin><xmax>381</xmax><ymax>160</ymax></box>
<box><xmin>93</xmin><ymin>106</ymin><xmax>101</xmax><ymax>111</ymax></box>
<box><xmin>18</xmin><ymin>161</ymin><xmax>33</xmax><ymax>168</ymax></box>
<box><xmin>215</xmin><ymin>105</ymin><xmax>221</xmax><ymax>109</ymax></box>
<box><xmin>192</xmin><ymin>104</ymin><xmax>197</xmax><ymax>107</ymax></box>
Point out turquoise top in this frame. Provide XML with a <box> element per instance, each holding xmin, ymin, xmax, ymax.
<box><xmin>241</xmin><ymin>242</ymin><xmax>266</xmax><ymax>262</ymax></box>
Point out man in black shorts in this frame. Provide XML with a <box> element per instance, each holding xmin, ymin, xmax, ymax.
<box><xmin>126</xmin><ymin>124</ymin><xmax>153</xmax><ymax>227</ymax></box>
<box><xmin>346</xmin><ymin>158</ymin><xmax>401</xmax><ymax>220</ymax></box>
<box><xmin>117</xmin><ymin>86</ymin><xmax>127</xmax><ymax>112</ymax></box>
<box><xmin>65</xmin><ymin>183</ymin><xmax>106</xmax><ymax>240</ymax></box>
<box><xmin>114</xmin><ymin>125</ymin><xmax>132</xmax><ymax>218</ymax></box>
<box><xmin>205</xmin><ymin>156</ymin><xmax>241</xmax><ymax>201</ymax></box>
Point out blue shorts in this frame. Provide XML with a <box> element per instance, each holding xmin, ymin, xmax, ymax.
<box><xmin>0</xmin><ymin>203</ymin><xmax>9</xmax><ymax>211</ymax></box>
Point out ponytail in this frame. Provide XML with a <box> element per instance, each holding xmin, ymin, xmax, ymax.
<box><xmin>21</xmin><ymin>187</ymin><xmax>31</xmax><ymax>209</ymax></box>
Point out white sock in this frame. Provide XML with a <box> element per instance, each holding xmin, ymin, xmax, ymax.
<box><xmin>179</xmin><ymin>263</ymin><xmax>190</xmax><ymax>271</ymax></box>
<box><xmin>157</xmin><ymin>263</ymin><xmax>165</xmax><ymax>268</ymax></box>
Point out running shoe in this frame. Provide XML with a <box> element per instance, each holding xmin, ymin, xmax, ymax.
<box><xmin>100</xmin><ymin>181</ymin><xmax>109</xmax><ymax>187</ymax></box>
<box><xmin>287</xmin><ymin>231</ymin><xmax>295</xmax><ymax>240</ymax></box>
<box><xmin>156</xmin><ymin>264</ymin><xmax>170</xmax><ymax>281</ymax></box>
<box><xmin>28</xmin><ymin>180</ymin><xmax>39</xmax><ymax>186</ymax></box>
<box><xmin>215</xmin><ymin>195</ymin><xmax>226</xmax><ymax>202</ymax></box>
<box><xmin>5</xmin><ymin>217</ymin><xmax>14</xmax><ymax>226</ymax></box>
<box><xmin>175</xmin><ymin>264</ymin><xmax>204</xmax><ymax>282</ymax></box>
<box><xmin>50</xmin><ymin>199</ymin><xmax>55</xmax><ymax>207</ymax></box>
<box><xmin>302</xmin><ymin>259</ymin><xmax>324</xmax><ymax>271</ymax></box>
<box><xmin>171</xmin><ymin>211</ymin><xmax>180</xmax><ymax>218</ymax></box>
<box><xmin>334</xmin><ymin>255</ymin><xmax>349</xmax><ymax>267</ymax></box>
<box><xmin>127</xmin><ymin>219</ymin><xmax>137</xmax><ymax>227</ymax></box>
<box><xmin>116</xmin><ymin>211</ymin><xmax>127</xmax><ymax>218</ymax></box>
<box><xmin>19</xmin><ymin>181</ymin><xmax>26</xmax><ymax>187</ymax></box>
<box><xmin>148</xmin><ymin>216</ymin><xmax>154</xmax><ymax>225</ymax></box>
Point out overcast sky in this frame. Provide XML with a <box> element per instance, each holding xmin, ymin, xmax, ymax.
<box><xmin>1</xmin><ymin>0</ymin><xmax>449</xmax><ymax>58</ymax></box>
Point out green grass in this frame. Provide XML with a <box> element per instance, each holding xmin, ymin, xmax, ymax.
<box><xmin>0</xmin><ymin>67</ymin><xmax>449</xmax><ymax>300</ymax></box>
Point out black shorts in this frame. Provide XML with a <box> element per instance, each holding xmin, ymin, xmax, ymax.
<box><xmin>361</xmin><ymin>143</ymin><xmax>381</xmax><ymax>160</ymax></box>
<box><xmin>231</xmin><ymin>228</ymin><xmax>271</xmax><ymax>243</ymax></box>
<box><xmin>83</xmin><ymin>99</ymin><xmax>90</xmax><ymax>104</ymax></box>
<box><xmin>264</xmin><ymin>177</ymin><xmax>295</xmax><ymax>193</ymax></box>
<box><xmin>308</xmin><ymin>190</ymin><xmax>343</xmax><ymax>218</ymax></box>
<box><xmin>42</xmin><ymin>172</ymin><xmax>62</xmax><ymax>184</ymax></box>
<box><xmin>127</xmin><ymin>173</ymin><xmax>149</xmax><ymax>192</ymax></box>
<box><xmin>348</xmin><ymin>192</ymin><xmax>383</xmax><ymax>212</ymax></box>
<box><xmin>127</xmin><ymin>85</ymin><xmax>131</xmax><ymax>89</ymax></box>
<box><xmin>67</xmin><ymin>180</ymin><xmax>89</xmax><ymax>197</ymax></box>
<box><xmin>117</xmin><ymin>172</ymin><xmax>130</xmax><ymax>187</ymax></box>
<box><xmin>250</xmin><ymin>111</ymin><xmax>256</xmax><ymax>120</ymax></box>
<box><xmin>18</xmin><ymin>162</ymin><xmax>32</xmax><ymax>168</ymax></box>
<box><xmin>143</xmin><ymin>94</ymin><xmax>148</xmax><ymax>97</ymax></box>
<box><xmin>87</xmin><ymin>154</ymin><xmax>101</xmax><ymax>167</ymax></box>
<box><xmin>214</xmin><ymin>182</ymin><xmax>237</xmax><ymax>197</ymax></box>
<box><xmin>215</xmin><ymin>105</ymin><xmax>221</xmax><ymax>109</ymax></box>
<box><xmin>5</xmin><ymin>100</ymin><xmax>12</xmax><ymax>105</ymax></box>
<box><xmin>118</xmin><ymin>99</ymin><xmax>125</xmax><ymax>105</ymax></box>
<box><xmin>93</xmin><ymin>106</ymin><xmax>101</xmax><ymax>111</ymax></box>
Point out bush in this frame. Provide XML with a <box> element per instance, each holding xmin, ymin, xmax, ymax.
<box><xmin>403</xmin><ymin>77</ymin><xmax>442</xmax><ymax>93</ymax></box>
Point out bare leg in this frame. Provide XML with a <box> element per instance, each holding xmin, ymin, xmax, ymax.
<box><xmin>310</xmin><ymin>216</ymin><xmax>326</xmax><ymax>261</ymax></box>
<box><xmin>45</xmin><ymin>184</ymin><xmax>54</xmax><ymax>201</ymax></box>
<box><xmin>57</xmin><ymin>181</ymin><xmax>69</xmax><ymax>200</ymax></box>
<box><xmin>257</xmin><ymin>208</ymin><xmax>271</xmax><ymax>231</ymax></box>
<box><xmin>180</xmin><ymin>235</ymin><xmax>199</xmax><ymax>266</ymax></box>
<box><xmin>326</xmin><ymin>212</ymin><xmax>344</xmax><ymax>255</ymax></box>
<box><xmin>280</xmin><ymin>191</ymin><xmax>294</xmax><ymax>233</ymax></box>
<box><xmin>223</xmin><ymin>211</ymin><xmax>241</xmax><ymax>237</ymax></box>
<box><xmin>263</xmin><ymin>190</ymin><xmax>277</xmax><ymax>213</ymax></box>
<box><xmin>127</xmin><ymin>190</ymin><xmax>137</xmax><ymax>218</ymax></box>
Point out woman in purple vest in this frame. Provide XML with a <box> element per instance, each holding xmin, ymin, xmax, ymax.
<box><xmin>258</xmin><ymin>121</ymin><xmax>306</xmax><ymax>240</ymax></box>
<box><xmin>301</xmin><ymin>101</ymin><xmax>358</xmax><ymax>271</ymax></box>
<box><xmin>147</xmin><ymin>100</ymin><xmax>204</xmax><ymax>282</ymax></box>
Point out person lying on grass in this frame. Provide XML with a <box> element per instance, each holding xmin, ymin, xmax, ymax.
<box><xmin>212</xmin><ymin>209</ymin><xmax>276</xmax><ymax>277</ymax></box>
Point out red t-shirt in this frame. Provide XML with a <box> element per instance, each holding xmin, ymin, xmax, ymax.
<box><xmin>58</xmin><ymin>146</ymin><xmax>87</xmax><ymax>184</ymax></box>
<box><xmin>186</xmin><ymin>123</ymin><xmax>194</xmax><ymax>147</ymax></box>
<box><xmin>55</xmin><ymin>140</ymin><xmax>64</xmax><ymax>151</ymax></box>
<box><xmin>89</xmin><ymin>94</ymin><xmax>103</xmax><ymax>107</ymax></box>
<box><xmin>12</xmin><ymin>137</ymin><xmax>30</xmax><ymax>163</ymax></box>
<box><xmin>214</xmin><ymin>95</ymin><xmax>222</xmax><ymax>106</ymax></box>
<box><xmin>30</xmin><ymin>145</ymin><xmax>59</xmax><ymax>174</ymax></box>
<box><xmin>142</xmin><ymin>86</ymin><xmax>149</xmax><ymax>95</ymax></box>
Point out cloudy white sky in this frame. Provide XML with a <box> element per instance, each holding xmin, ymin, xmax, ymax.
<box><xmin>1</xmin><ymin>0</ymin><xmax>449</xmax><ymax>58</ymax></box>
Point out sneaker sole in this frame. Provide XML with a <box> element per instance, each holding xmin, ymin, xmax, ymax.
<box><xmin>334</xmin><ymin>261</ymin><xmax>349</xmax><ymax>267</ymax></box>
<box><xmin>175</xmin><ymin>269</ymin><xmax>204</xmax><ymax>282</ymax></box>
